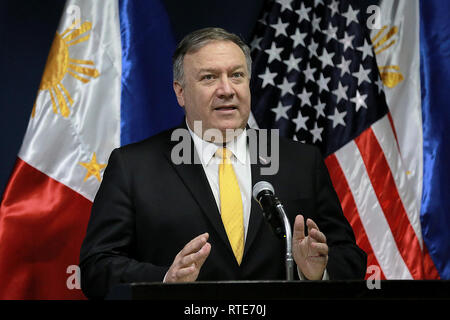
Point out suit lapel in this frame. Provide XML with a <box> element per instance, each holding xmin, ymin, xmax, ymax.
<box><xmin>163</xmin><ymin>124</ymin><xmax>231</xmax><ymax>251</ymax></box>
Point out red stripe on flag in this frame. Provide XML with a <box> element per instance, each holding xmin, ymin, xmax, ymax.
<box><xmin>385</xmin><ymin>114</ymin><xmax>440</xmax><ymax>279</ymax></box>
<box><xmin>386</xmin><ymin>113</ymin><xmax>440</xmax><ymax>279</ymax></box>
<box><xmin>355</xmin><ymin>128</ymin><xmax>424</xmax><ymax>279</ymax></box>
<box><xmin>0</xmin><ymin>158</ymin><xmax>91</xmax><ymax>299</ymax></box>
<box><xmin>325</xmin><ymin>154</ymin><xmax>386</xmax><ymax>280</ymax></box>
<box><xmin>387</xmin><ymin>112</ymin><xmax>401</xmax><ymax>154</ymax></box>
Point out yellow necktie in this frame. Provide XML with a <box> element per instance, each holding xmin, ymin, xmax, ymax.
<box><xmin>217</xmin><ymin>147</ymin><xmax>244</xmax><ymax>265</ymax></box>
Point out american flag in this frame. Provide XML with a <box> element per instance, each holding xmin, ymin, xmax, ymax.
<box><xmin>249</xmin><ymin>0</ymin><xmax>434</xmax><ymax>279</ymax></box>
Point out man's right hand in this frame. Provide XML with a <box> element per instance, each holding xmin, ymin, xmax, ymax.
<box><xmin>164</xmin><ymin>233</ymin><xmax>211</xmax><ymax>283</ymax></box>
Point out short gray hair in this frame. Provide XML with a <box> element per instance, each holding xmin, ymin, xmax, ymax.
<box><xmin>172</xmin><ymin>27</ymin><xmax>252</xmax><ymax>86</ymax></box>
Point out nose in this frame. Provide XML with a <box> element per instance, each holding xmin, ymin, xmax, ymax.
<box><xmin>216</xmin><ymin>76</ymin><xmax>235</xmax><ymax>100</ymax></box>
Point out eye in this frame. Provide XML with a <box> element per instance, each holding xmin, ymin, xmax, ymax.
<box><xmin>201</xmin><ymin>74</ymin><xmax>215</xmax><ymax>81</ymax></box>
<box><xmin>232</xmin><ymin>72</ymin><xmax>245</xmax><ymax>78</ymax></box>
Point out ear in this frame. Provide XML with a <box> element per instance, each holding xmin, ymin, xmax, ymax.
<box><xmin>173</xmin><ymin>81</ymin><xmax>185</xmax><ymax>107</ymax></box>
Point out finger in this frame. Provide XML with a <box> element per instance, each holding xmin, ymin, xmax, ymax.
<box><xmin>306</xmin><ymin>218</ymin><xmax>321</xmax><ymax>238</ymax></box>
<box><xmin>293</xmin><ymin>215</ymin><xmax>305</xmax><ymax>241</ymax></box>
<box><xmin>180</xmin><ymin>242</ymin><xmax>211</xmax><ymax>268</ymax></box>
<box><xmin>306</xmin><ymin>218</ymin><xmax>319</xmax><ymax>231</ymax></box>
<box><xmin>310</xmin><ymin>242</ymin><xmax>329</xmax><ymax>256</ymax></box>
<box><xmin>179</xmin><ymin>233</ymin><xmax>209</xmax><ymax>258</ymax></box>
<box><xmin>309</xmin><ymin>228</ymin><xmax>327</xmax><ymax>244</ymax></box>
<box><xmin>180</xmin><ymin>251</ymin><xmax>198</xmax><ymax>268</ymax></box>
<box><xmin>175</xmin><ymin>264</ymin><xmax>196</xmax><ymax>279</ymax></box>
<box><xmin>195</xmin><ymin>242</ymin><xmax>211</xmax><ymax>268</ymax></box>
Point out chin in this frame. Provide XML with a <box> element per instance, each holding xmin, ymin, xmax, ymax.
<box><xmin>217</xmin><ymin>122</ymin><xmax>245</xmax><ymax>132</ymax></box>
<box><xmin>217</xmin><ymin>116</ymin><xmax>247</xmax><ymax>128</ymax></box>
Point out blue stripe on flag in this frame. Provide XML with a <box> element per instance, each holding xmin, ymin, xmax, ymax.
<box><xmin>119</xmin><ymin>0</ymin><xmax>184</xmax><ymax>146</ymax></box>
<box><xmin>419</xmin><ymin>0</ymin><xmax>450</xmax><ymax>279</ymax></box>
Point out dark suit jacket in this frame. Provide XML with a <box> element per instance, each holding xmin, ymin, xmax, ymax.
<box><xmin>79</xmin><ymin>124</ymin><xmax>367</xmax><ymax>299</ymax></box>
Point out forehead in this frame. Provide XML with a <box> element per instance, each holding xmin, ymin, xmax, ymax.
<box><xmin>183</xmin><ymin>40</ymin><xmax>247</xmax><ymax>71</ymax></box>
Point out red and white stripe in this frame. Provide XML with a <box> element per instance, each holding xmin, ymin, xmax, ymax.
<box><xmin>325</xmin><ymin>114</ymin><xmax>438</xmax><ymax>279</ymax></box>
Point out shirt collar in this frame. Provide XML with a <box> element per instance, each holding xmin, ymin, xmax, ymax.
<box><xmin>186</xmin><ymin>120</ymin><xmax>247</xmax><ymax>166</ymax></box>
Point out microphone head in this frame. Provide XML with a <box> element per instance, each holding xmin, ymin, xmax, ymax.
<box><xmin>252</xmin><ymin>181</ymin><xmax>275</xmax><ymax>201</ymax></box>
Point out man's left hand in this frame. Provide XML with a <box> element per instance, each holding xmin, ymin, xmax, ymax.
<box><xmin>292</xmin><ymin>215</ymin><xmax>328</xmax><ymax>280</ymax></box>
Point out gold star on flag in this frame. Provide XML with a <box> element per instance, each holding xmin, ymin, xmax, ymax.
<box><xmin>79</xmin><ymin>152</ymin><xmax>107</xmax><ymax>182</ymax></box>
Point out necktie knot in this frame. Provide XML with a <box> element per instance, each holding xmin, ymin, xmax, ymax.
<box><xmin>216</xmin><ymin>147</ymin><xmax>233</xmax><ymax>163</ymax></box>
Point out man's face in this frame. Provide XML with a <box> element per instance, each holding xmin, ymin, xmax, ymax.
<box><xmin>173</xmin><ymin>40</ymin><xmax>251</xmax><ymax>140</ymax></box>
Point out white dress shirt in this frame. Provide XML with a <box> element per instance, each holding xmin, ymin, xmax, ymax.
<box><xmin>187</xmin><ymin>124</ymin><xmax>252</xmax><ymax>240</ymax></box>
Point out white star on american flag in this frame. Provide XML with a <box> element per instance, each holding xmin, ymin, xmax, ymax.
<box><xmin>328</xmin><ymin>0</ymin><xmax>340</xmax><ymax>17</ymax></box>
<box><xmin>375</xmin><ymin>75</ymin><xmax>384</xmax><ymax>94</ymax></box>
<box><xmin>353</xmin><ymin>64</ymin><xmax>372</xmax><ymax>86</ymax></box>
<box><xmin>342</xmin><ymin>4</ymin><xmax>360</xmax><ymax>27</ymax></box>
<box><xmin>271</xmin><ymin>101</ymin><xmax>291</xmax><ymax>122</ymax></box>
<box><xmin>265</xmin><ymin>42</ymin><xmax>284</xmax><ymax>63</ymax></box>
<box><xmin>279</xmin><ymin>77</ymin><xmax>296</xmax><ymax>97</ymax></box>
<box><xmin>250</xmin><ymin>36</ymin><xmax>263</xmax><ymax>51</ymax></box>
<box><xmin>296</xmin><ymin>2</ymin><xmax>311</xmax><ymax>23</ymax></box>
<box><xmin>314</xmin><ymin>99</ymin><xmax>326</xmax><ymax>119</ymax></box>
<box><xmin>332</xmin><ymin>82</ymin><xmax>349</xmax><ymax>104</ymax></box>
<box><xmin>310</xmin><ymin>122</ymin><xmax>323</xmax><ymax>143</ymax></box>
<box><xmin>290</xmin><ymin>29</ymin><xmax>307</xmax><ymax>48</ymax></box>
<box><xmin>357</xmin><ymin>39</ymin><xmax>373</xmax><ymax>61</ymax></box>
<box><xmin>277</xmin><ymin>0</ymin><xmax>294</xmax><ymax>12</ymax></box>
<box><xmin>351</xmin><ymin>90</ymin><xmax>368</xmax><ymax>112</ymax></box>
<box><xmin>318</xmin><ymin>47</ymin><xmax>335</xmax><ymax>69</ymax></box>
<box><xmin>339</xmin><ymin>31</ymin><xmax>355</xmax><ymax>52</ymax></box>
<box><xmin>327</xmin><ymin>108</ymin><xmax>347</xmax><ymax>128</ymax></box>
<box><xmin>311</xmin><ymin>14</ymin><xmax>322</xmax><ymax>33</ymax></box>
<box><xmin>298</xmin><ymin>87</ymin><xmax>313</xmax><ymax>107</ymax></box>
<box><xmin>307</xmin><ymin>39</ymin><xmax>319</xmax><ymax>58</ymax></box>
<box><xmin>324</xmin><ymin>24</ymin><xmax>339</xmax><ymax>42</ymax></box>
<box><xmin>258</xmin><ymin>67</ymin><xmax>277</xmax><ymax>88</ymax></box>
<box><xmin>337</xmin><ymin>56</ymin><xmax>352</xmax><ymax>77</ymax></box>
<box><xmin>284</xmin><ymin>53</ymin><xmax>302</xmax><ymax>73</ymax></box>
<box><xmin>292</xmin><ymin>110</ymin><xmax>309</xmax><ymax>132</ymax></box>
<box><xmin>303</xmin><ymin>62</ymin><xmax>317</xmax><ymax>83</ymax></box>
<box><xmin>258</xmin><ymin>11</ymin><xmax>268</xmax><ymax>26</ymax></box>
<box><xmin>271</xmin><ymin>18</ymin><xmax>289</xmax><ymax>37</ymax></box>
<box><xmin>317</xmin><ymin>73</ymin><xmax>331</xmax><ymax>94</ymax></box>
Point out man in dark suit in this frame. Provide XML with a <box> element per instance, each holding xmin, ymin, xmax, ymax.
<box><xmin>79</xmin><ymin>27</ymin><xmax>367</xmax><ymax>299</ymax></box>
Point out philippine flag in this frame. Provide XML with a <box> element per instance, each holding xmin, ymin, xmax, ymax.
<box><xmin>0</xmin><ymin>0</ymin><xmax>183</xmax><ymax>299</ymax></box>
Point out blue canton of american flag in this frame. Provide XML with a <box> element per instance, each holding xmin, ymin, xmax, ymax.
<box><xmin>250</xmin><ymin>0</ymin><xmax>433</xmax><ymax>280</ymax></box>
<box><xmin>250</xmin><ymin>0</ymin><xmax>388</xmax><ymax>157</ymax></box>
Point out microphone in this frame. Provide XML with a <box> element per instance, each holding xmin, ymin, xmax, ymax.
<box><xmin>252</xmin><ymin>181</ymin><xmax>294</xmax><ymax>280</ymax></box>
<box><xmin>252</xmin><ymin>181</ymin><xmax>284</xmax><ymax>239</ymax></box>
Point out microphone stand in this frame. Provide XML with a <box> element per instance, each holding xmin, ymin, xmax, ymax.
<box><xmin>275</xmin><ymin>201</ymin><xmax>294</xmax><ymax>281</ymax></box>
<box><xmin>253</xmin><ymin>182</ymin><xmax>294</xmax><ymax>281</ymax></box>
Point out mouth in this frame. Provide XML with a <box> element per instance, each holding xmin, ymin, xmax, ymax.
<box><xmin>213</xmin><ymin>105</ymin><xmax>238</xmax><ymax>112</ymax></box>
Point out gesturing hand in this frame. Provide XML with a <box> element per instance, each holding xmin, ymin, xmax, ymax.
<box><xmin>292</xmin><ymin>215</ymin><xmax>328</xmax><ymax>280</ymax></box>
<box><xmin>165</xmin><ymin>233</ymin><xmax>211</xmax><ymax>283</ymax></box>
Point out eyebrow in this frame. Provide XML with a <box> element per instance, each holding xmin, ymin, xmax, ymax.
<box><xmin>197</xmin><ymin>65</ymin><xmax>246</xmax><ymax>74</ymax></box>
